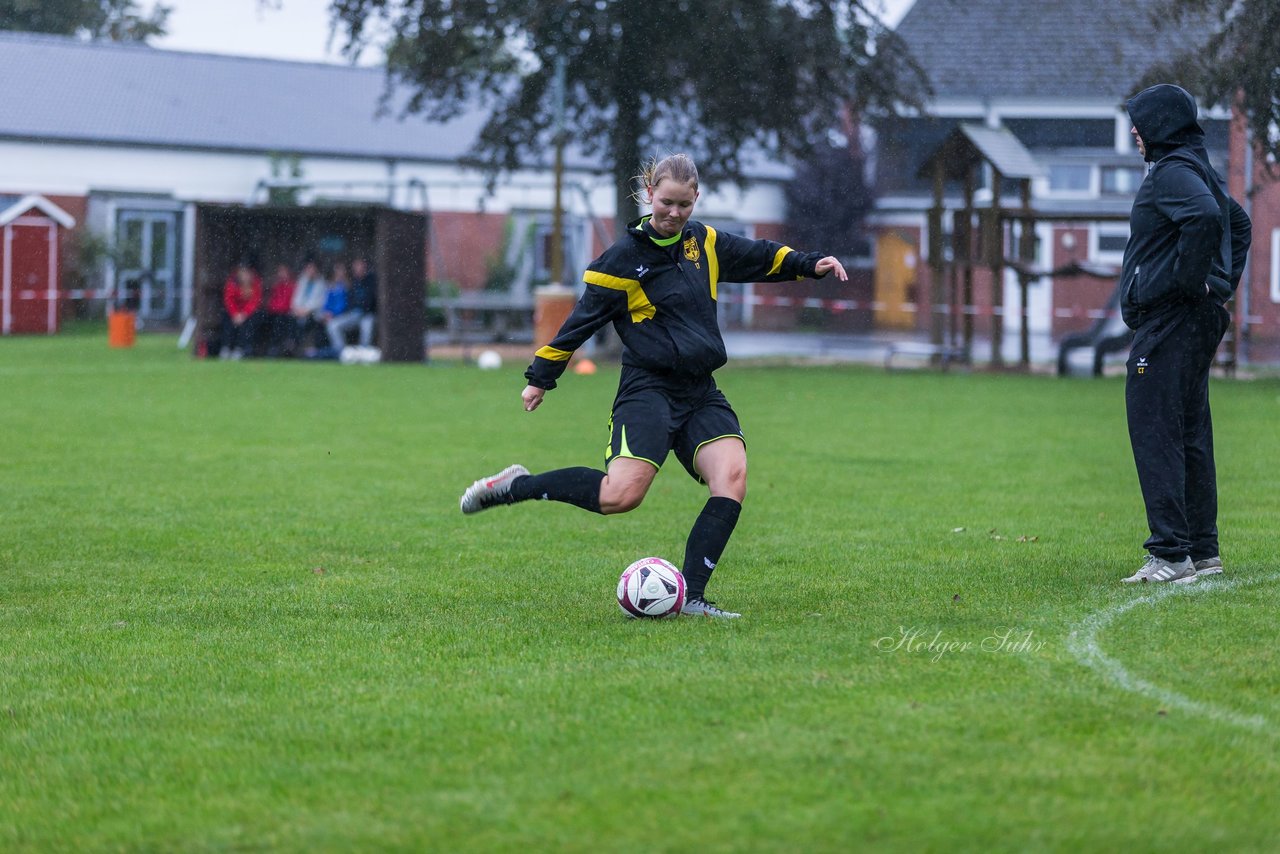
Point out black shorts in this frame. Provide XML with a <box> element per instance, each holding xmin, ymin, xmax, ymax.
<box><xmin>605</xmin><ymin>367</ymin><xmax>745</xmax><ymax>481</ymax></box>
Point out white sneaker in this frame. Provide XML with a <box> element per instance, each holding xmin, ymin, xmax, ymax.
<box><xmin>1193</xmin><ymin>556</ymin><xmax>1224</xmax><ymax>577</ymax></box>
<box><xmin>681</xmin><ymin>597</ymin><xmax>741</xmax><ymax>618</ymax></box>
<box><xmin>459</xmin><ymin>464</ymin><xmax>529</xmax><ymax>514</ymax></box>
<box><xmin>1122</xmin><ymin>555</ymin><xmax>1197</xmax><ymax>584</ymax></box>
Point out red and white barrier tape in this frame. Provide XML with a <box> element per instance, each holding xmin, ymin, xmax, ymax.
<box><xmin>715</xmin><ymin>293</ymin><xmax>1267</xmax><ymax>325</ymax></box>
<box><xmin>8</xmin><ymin>288</ymin><xmax>1270</xmax><ymax>327</ymax></box>
<box><xmin>16</xmin><ymin>288</ymin><xmax>114</xmax><ymax>300</ymax></box>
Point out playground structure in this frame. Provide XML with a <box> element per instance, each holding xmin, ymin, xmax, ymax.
<box><xmin>918</xmin><ymin>124</ymin><xmax>1131</xmax><ymax>373</ymax></box>
<box><xmin>916</xmin><ymin>123</ymin><xmax>1247</xmax><ymax>375</ymax></box>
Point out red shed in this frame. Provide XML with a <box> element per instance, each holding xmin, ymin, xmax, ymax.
<box><xmin>1</xmin><ymin>195</ymin><xmax>76</xmax><ymax>335</ymax></box>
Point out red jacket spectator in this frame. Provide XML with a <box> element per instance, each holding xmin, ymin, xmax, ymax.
<box><xmin>224</xmin><ymin>272</ymin><xmax>262</xmax><ymax>318</ymax></box>
<box><xmin>265</xmin><ymin>268</ymin><xmax>296</xmax><ymax>315</ymax></box>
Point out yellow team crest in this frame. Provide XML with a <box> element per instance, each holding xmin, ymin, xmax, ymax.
<box><xmin>683</xmin><ymin>236</ymin><xmax>701</xmax><ymax>267</ymax></box>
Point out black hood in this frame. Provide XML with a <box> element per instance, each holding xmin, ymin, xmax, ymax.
<box><xmin>1126</xmin><ymin>83</ymin><xmax>1205</xmax><ymax>163</ymax></box>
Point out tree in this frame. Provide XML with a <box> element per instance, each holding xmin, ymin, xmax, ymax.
<box><xmin>785</xmin><ymin>109</ymin><xmax>874</xmax><ymax>257</ymax></box>
<box><xmin>1141</xmin><ymin>0</ymin><xmax>1280</xmax><ymax>166</ymax></box>
<box><xmin>0</xmin><ymin>0</ymin><xmax>171</xmax><ymax>42</ymax></box>
<box><xmin>331</xmin><ymin>0</ymin><xmax>927</xmax><ymax>234</ymax></box>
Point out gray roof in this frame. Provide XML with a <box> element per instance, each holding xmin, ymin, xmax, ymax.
<box><xmin>896</xmin><ymin>0</ymin><xmax>1212</xmax><ymax>100</ymax></box>
<box><xmin>0</xmin><ymin>30</ymin><xmax>496</xmax><ymax>163</ymax></box>
<box><xmin>957</xmin><ymin>124</ymin><xmax>1042</xmax><ymax>179</ymax></box>
<box><xmin>916</xmin><ymin>123</ymin><xmax>1043</xmax><ymax>181</ymax></box>
<box><xmin>0</xmin><ymin>30</ymin><xmax>794</xmax><ymax>181</ymax></box>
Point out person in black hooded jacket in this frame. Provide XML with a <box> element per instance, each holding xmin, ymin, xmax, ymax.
<box><xmin>1119</xmin><ymin>84</ymin><xmax>1251</xmax><ymax>584</ymax></box>
<box><xmin>458</xmin><ymin>153</ymin><xmax>848</xmax><ymax>618</ymax></box>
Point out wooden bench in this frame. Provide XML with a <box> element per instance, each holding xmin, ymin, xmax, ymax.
<box><xmin>884</xmin><ymin>342</ymin><xmax>967</xmax><ymax>371</ymax></box>
<box><xmin>436</xmin><ymin>292</ymin><xmax>535</xmax><ymax>343</ymax></box>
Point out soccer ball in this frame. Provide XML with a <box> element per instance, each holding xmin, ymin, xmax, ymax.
<box><xmin>476</xmin><ymin>349</ymin><xmax>503</xmax><ymax>370</ymax></box>
<box><xmin>617</xmin><ymin>557</ymin><xmax>686</xmax><ymax>619</ymax></box>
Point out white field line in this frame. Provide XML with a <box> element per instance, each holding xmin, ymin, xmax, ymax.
<box><xmin>1066</xmin><ymin>572</ymin><xmax>1280</xmax><ymax>732</ymax></box>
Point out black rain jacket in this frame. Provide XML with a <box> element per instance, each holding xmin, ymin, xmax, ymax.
<box><xmin>1120</xmin><ymin>84</ymin><xmax>1251</xmax><ymax>329</ymax></box>
<box><xmin>525</xmin><ymin>218</ymin><xmax>826</xmax><ymax>390</ymax></box>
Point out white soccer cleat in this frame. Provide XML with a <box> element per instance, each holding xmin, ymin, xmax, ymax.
<box><xmin>1193</xmin><ymin>556</ymin><xmax>1224</xmax><ymax>577</ymax></box>
<box><xmin>681</xmin><ymin>596</ymin><xmax>741</xmax><ymax>618</ymax></box>
<box><xmin>1122</xmin><ymin>555</ymin><xmax>1196</xmax><ymax>584</ymax></box>
<box><xmin>459</xmin><ymin>464</ymin><xmax>529</xmax><ymax>514</ymax></box>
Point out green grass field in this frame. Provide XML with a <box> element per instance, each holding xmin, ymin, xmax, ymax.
<box><xmin>2</xmin><ymin>334</ymin><xmax>1278</xmax><ymax>851</ymax></box>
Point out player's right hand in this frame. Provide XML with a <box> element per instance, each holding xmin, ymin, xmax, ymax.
<box><xmin>522</xmin><ymin>385</ymin><xmax>545</xmax><ymax>412</ymax></box>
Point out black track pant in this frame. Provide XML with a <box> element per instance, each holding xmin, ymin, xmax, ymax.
<box><xmin>1124</xmin><ymin>299</ymin><xmax>1230</xmax><ymax>561</ymax></box>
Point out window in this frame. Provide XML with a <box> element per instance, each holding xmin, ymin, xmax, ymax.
<box><xmin>1097</xmin><ymin>233</ymin><xmax>1129</xmax><ymax>254</ymax></box>
<box><xmin>1004</xmin><ymin>118</ymin><xmax>1115</xmax><ymax>148</ymax></box>
<box><xmin>1100</xmin><ymin>166</ymin><xmax>1145</xmax><ymax>194</ymax></box>
<box><xmin>1092</xmin><ymin>224</ymin><xmax>1129</xmax><ymax>263</ymax></box>
<box><xmin>1047</xmin><ymin>164</ymin><xmax>1092</xmax><ymax>194</ymax></box>
<box><xmin>532</xmin><ymin>218</ymin><xmax>581</xmax><ymax>286</ymax></box>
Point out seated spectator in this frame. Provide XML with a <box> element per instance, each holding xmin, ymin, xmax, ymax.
<box><xmin>311</xmin><ymin>263</ymin><xmax>349</xmax><ymax>358</ymax></box>
<box><xmin>220</xmin><ymin>263</ymin><xmax>263</xmax><ymax>359</ymax></box>
<box><xmin>290</xmin><ymin>259</ymin><xmax>328</xmax><ymax>357</ymax></box>
<box><xmin>264</xmin><ymin>263</ymin><xmax>297</xmax><ymax>357</ymax></box>
<box><xmin>327</xmin><ymin>256</ymin><xmax>377</xmax><ymax>351</ymax></box>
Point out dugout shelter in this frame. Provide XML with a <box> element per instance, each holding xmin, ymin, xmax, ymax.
<box><xmin>193</xmin><ymin>204</ymin><xmax>427</xmax><ymax>362</ymax></box>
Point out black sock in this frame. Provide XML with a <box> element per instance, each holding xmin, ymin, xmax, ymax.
<box><xmin>509</xmin><ymin>467</ymin><xmax>604</xmax><ymax>514</ymax></box>
<box><xmin>682</xmin><ymin>497</ymin><xmax>742</xmax><ymax>600</ymax></box>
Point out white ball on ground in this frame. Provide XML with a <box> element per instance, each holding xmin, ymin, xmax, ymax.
<box><xmin>617</xmin><ymin>557</ymin><xmax>686</xmax><ymax>618</ymax></box>
<box><xmin>476</xmin><ymin>349</ymin><xmax>503</xmax><ymax>370</ymax></box>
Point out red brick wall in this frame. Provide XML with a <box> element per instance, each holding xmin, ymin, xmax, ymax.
<box><xmin>1230</xmin><ymin>107</ymin><xmax>1280</xmax><ymax>361</ymax></box>
<box><xmin>1048</xmin><ymin>225</ymin><xmax>1117</xmax><ymax>337</ymax></box>
<box><xmin>426</xmin><ymin>211</ymin><xmax>508</xmax><ymax>290</ymax></box>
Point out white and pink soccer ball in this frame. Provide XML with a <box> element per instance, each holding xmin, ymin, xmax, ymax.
<box><xmin>617</xmin><ymin>557</ymin><xmax>685</xmax><ymax>619</ymax></box>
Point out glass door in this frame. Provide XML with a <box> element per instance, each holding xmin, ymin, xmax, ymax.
<box><xmin>116</xmin><ymin>210</ymin><xmax>180</xmax><ymax>323</ymax></box>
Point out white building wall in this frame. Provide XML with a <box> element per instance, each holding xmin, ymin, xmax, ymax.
<box><xmin>0</xmin><ymin>138</ymin><xmax>791</xmax><ymax>327</ymax></box>
<box><xmin>0</xmin><ymin>139</ymin><xmax>788</xmax><ymax>224</ymax></box>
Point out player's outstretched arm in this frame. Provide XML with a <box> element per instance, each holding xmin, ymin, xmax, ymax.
<box><xmin>815</xmin><ymin>256</ymin><xmax>849</xmax><ymax>281</ymax></box>
<box><xmin>522</xmin><ymin>384</ymin><xmax>546</xmax><ymax>412</ymax></box>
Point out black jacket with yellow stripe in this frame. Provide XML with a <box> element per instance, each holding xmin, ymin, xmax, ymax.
<box><xmin>525</xmin><ymin>217</ymin><xmax>826</xmax><ymax>390</ymax></box>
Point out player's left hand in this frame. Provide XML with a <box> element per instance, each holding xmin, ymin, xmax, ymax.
<box><xmin>816</xmin><ymin>256</ymin><xmax>848</xmax><ymax>281</ymax></box>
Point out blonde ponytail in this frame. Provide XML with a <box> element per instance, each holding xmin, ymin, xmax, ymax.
<box><xmin>631</xmin><ymin>153</ymin><xmax>700</xmax><ymax>205</ymax></box>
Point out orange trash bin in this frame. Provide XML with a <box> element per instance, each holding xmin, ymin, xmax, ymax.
<box><xmin>108</xmin><ymin>310</ymin><xmax>137</xmax><ymax>348</ymax></box>
<box><xmin>533</xmin><ymin>284</ymin><xmax>577</xmax><ymax>356</ymax></box>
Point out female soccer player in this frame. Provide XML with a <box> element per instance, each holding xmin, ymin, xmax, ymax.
<box><xmin>460</xmin><ymin>153</ymin><xmax>847</xmax><ymax>618</ymax></box>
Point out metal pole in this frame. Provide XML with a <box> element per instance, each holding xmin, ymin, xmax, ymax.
<box><xmin>989</xmin><ymin>170</ymin><xmax>1005</xmax><ymax>367</ymax></box>
<box><xmin>929</xmin><ymin>159</ymin><xmax>946</xmax><ymax>351</ymax></box>
<box><xmin>1018</xmin><ymin>178</ymin><xmax>1035</xmax><ymax>368</ymax></box>
<box><xmin>550</xmin><ymin>53</ymin><xmax>567</xmax><ymax>287</ymax></box>
<box><xmin>962</xmin><ymin>165</ymin><xmax>976</xmax><ymax>360</ymax></box>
